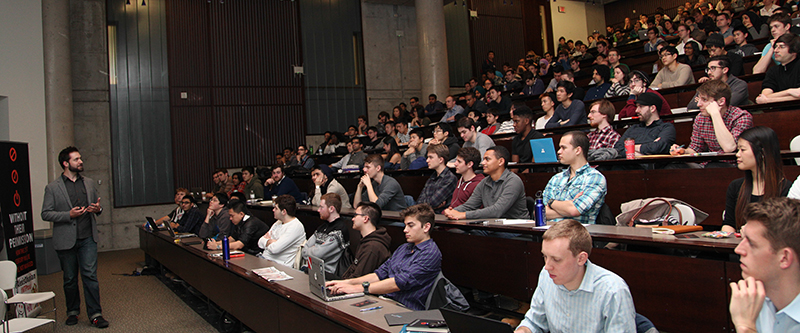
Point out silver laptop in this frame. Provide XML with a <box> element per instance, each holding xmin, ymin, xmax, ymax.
<box><xmin>161</xmin><ymin>217</ymin><xmax>196</xmax><ymax>238</ymax></box>
<box><xmin>308</xmin><ymin>255</ymin><xmax>363</xmax><ymax>302</ymax></box>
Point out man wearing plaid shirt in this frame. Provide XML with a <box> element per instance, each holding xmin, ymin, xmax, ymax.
<box><xmin>543</xmin><ymin>131</ymin><xmax>607</xmax><ymax>224</ymax></box>
<box><xmin>587</xmin><ymin>99</ymin><xmax>621</xmax><ymax>150</ymax></box>
<box><xmin>670</xmin><ymin>80</ymin><xmax>753</xmax><ymax>167</ymax></box>
<box><xmin>416</xmin><ymin>144</ymin><xmax>458</xmax><ymax>213</ymax></box>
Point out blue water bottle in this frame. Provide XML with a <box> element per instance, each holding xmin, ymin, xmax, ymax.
<box><xmin>534</xmin><ymin>191</ymin><xmax>546</xmax><ymax>227</ymax></box>
<box><xmin>221</xmin><ymin>237</ymin><xmax>230</xmax><ymax>260</ymax></box>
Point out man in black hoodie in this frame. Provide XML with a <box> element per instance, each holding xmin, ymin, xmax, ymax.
<box><xmin>341</xmin><ymin>202</ymin><xmax>391</xmax><ymax>279</ymax></box>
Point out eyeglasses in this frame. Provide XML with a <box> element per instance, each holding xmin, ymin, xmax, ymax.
<box><xmin>660</xmin><ymin>53</ymin><xmax>674</xmax><ymax>59</ymax></box>
<box><xmin>705</xmin><ymin>66</ymin><xmax>721</xmax><ymax>73</ymax></box>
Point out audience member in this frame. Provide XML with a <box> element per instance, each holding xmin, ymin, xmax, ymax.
<box><xmin>376</xmin><ymin>112</ymin><xmax>390</xmax><ymax>135</ymax></box>
<box><xmin>536</xmin><ymin>94</ymin><xmax>556</xmax><ymax>130</ymax></box>
<box><xmin>440</xmin><ymin>95</ymin><xmax>464</xmax><ymax>123</ymax></box>
<box><xmin>705</xmin><ymin>34</ymin><xmax>744</xmax><ymax>76</ymax></box>
<box><xmin>354</xmin><ymin>154</ymin><xmax>407</xmax><ymax>211</ymax></box>
<box><xmin>428</xmin><ymin>123</ymin><xmax>460</xmax><ymax>161</ymax></box>
<box><xmin>211</xmin><ymin>168</ymin><xmax>235</xmax><ymax>197</ymax></box>
<box><xmin>681</xmin><ymin>40</ymin><xmax>707</xmax><ymax>67</ymax></box>
<box><xmin>652</xmin><ymin>46</ymin><xmax>695</xmax><ymax>88</ymax></box>
<box><xmin>340</xmin><ymin>202</ymin><xmax>392</xmax><ymax>280</ymax></box>
<box><xmin>155</xmin><ymin>188</ymin><xmax>189</xmax><ymax>226</ymax></box>
<box><xmin>464</xmin><ymin>92</ymin><xmax>488</xmax><ymax>115</ymax></box>
<box><xmin>482</xmin><ymin>50</ymin><xmax>497</xmax><ymax>74</ymax></box>
<box><xmin>584</xmin><ymin>65</ymin><xmax>612</xmax><ymax>101</ymax></box>
<box><xmin>514</xmin><ymin>220</ymin><xmax>635</xmax><ymax>333</ymax></box>
<box><xmin>198</xmin><ymin>193</ymin><xmax>230</xmax><ymax>239</ymax></box>
<box><xmin>457</xmin><ymin>117</ymin><xmax>496</xmax><ymax>159</ymax></box>
<box><xmin>409</xmin><ymin>105</ymin><xmax>431</xmax><ymax>128</ymax></box>
<box><xmin>671</xmin><ymin>80</ymin><xmax>754</xmax><ymax>167</ymax></box>
<box><xmin>688</xmin><ymin>56</ymin><xmax>750</xmax><ymax>109</ymax></box>
<box><xmin>230</xmin><ymin>172</ymin><xmax>245</xmax><ymax>195</ymax></box>
<box><xmin>521</xmin><ymin>71</ymin><xmax>545</xmax><ymax>96</ymax></box>
<box><xmin>605</xmin><ymin>65</ymin><xmax>631</xmax><ymax>98</ymax></box>
<box><xmin>676</xmin><ymin>23</ymin><xmax>702</xmax><ymax>54</ymax></box>
<box><xmin>293</xmin><ymin>144</ymin><xmax>315</xmax><ymax>170</ymax></box>
<box><xmin>302</xmin><ymin>193</ymin><xmax>350</xmax><ymax>278</ymax></box>
<box><xmin>416</xmin><ymin>144</ymin><xmax>458</xmax><ymax>213</ymax></box>
<box><xmin>171</xmin><ymin>195</ymin><xmax>203</xmax><ymax>234</ymax></box>
<box><xmin>444</xmin><ymin>146</ymin><xmax>528</xmax><ymax>220</ymax></box>
<box><xmin>448</xmin><ymin>147</ymin><xmax>485</xmax><ymax>210</ymax></box>
<box><xmin>400</xmin><ymin>128</ymin><xmax>428</xmax><ymax>170</ymax></box>
<box><xmin>363</xmin><ymin>126</ymin><xmax>383</xmax><ymax>152</ymax></box>
<box><xmin>722</xmin><ymin>127</ymin><xmax>790</xmax><ymax>233</ymax></box>
<box><xmin>607</xmin><ymin>49</ymin><xmax>629</xmax><ymax>78</ymax></box>
<box><xmin>753</xmin><ymin>13</ymin><xmax>792</xmax><ymax>74</ymax></box>
<box><xmin>545</xmin><ymin>81</ymin><xmax>587</xmax><ymax>128</ymax></box>
<box><xmin>264</xmin><ymin>165</ymin><xmax>304</xmax><ymax>202</ymax></box>
<box><xmin>714</xmin><ymin>13</ymin><xmax>735</xmax><ymax>45</ymax></box>
<box><xmin>327</xmin><ymin>204</ymin><xmax>442</xmax><ymax>311</ymax></box>
<box><xmin>240</xmin><ymin>166</ymin><xmax>263</xmax><ymax>199</ymax></box>
<box><xmin>357</xmin><ymin>115</ymin><xmax>368</xmax><ymax>135</ymax></box>
<box><xmin>614</xmin><ymin>92</ymin><xmax>676</xmax><ymax>158</ymax></box>
<box><xmin>381</xmin><ymin>138</ymin><xmax>402</xmax><ymax>170</ymax></box>
<box><xmin>732</xmin><ymin>25</ymin><xmax>759</xmax><ymax>57</ymax></box>
<box><xmin>511</xmin><ymin>106</ymin><xmax>544</xmax><ymax>164</ymax></box>
<box><xmin>258</xmin><ymin>195</ymin><xmax>306</xmax><ymax>266</ymax></box>
<box><xmin>618</xmin><ymin>70</ymin><xmax>672</xmax><ymax>118</ymax></box>
<box><xmin>395</xmin><ymin>121</ymin><xmax>410</xmax><ymax>144</ymax></box>
<box><xmin>545</xmin><ymin>131</ymin><xmax>608</xmax><ymax>224</ymax></box>
<box><xmin>559</xmin><ymin>70</ymin><xmax>586</xmax><ymax>100</ymax></box>
<box><xmin>645</xmin><ymin>27</ymin><xmax>666</xmax><ymax>52</ymax></box>
<box><xmin>729</xmin><ymin>198</ymin><xmax>800</xmax><ymax>332</ymax></box>
<box><xmin>760</xmin><ymin>0</ymin><xmax>780</xmax><ymax>16</ymax></box>
<box><xmin>310</xmin><ymin>165</ymin><xmax>351</xmax><ymax>210</ymax></box>
<box><xmin>481</xmin><ymin>108</ymin><xmax>500</xmax><ymax>135</ymax></box>
<box><xmin>757</xmin><ymin>33</ymin><xmax>800</xmax><ymax>104</ymax></box>
<box><xmin>587</xmin><ymin>99</ymin><xmax>621</xmax><ymax>150</ymax></box>
<box><xmin>207</xmin><ymin>200</ymin><xmax>269</xmax><ymax>255</ymax></box>
<box><xmin>486</xmin><ymin>87</ymin><xmax>512</xmax><ymax>114</ymax></box>
<box><xmin>740</xmin><ymin>11</ymin><xmax>768</xmax><ymax>40</ymax></box>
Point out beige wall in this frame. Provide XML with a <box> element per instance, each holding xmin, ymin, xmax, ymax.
<box><xmin>550</xmin><ymin>0</ymin><xmax>606</xmax><ymax>51</ymax></box>
<box><xmin>0</xmin><ymin>0</ymin><xmax>50</xmax><ymax>231</ymax></box>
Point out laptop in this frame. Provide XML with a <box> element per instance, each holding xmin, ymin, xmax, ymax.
<box><xmin>439</xmin><ymin>308</ymin><xmax>514</xmax><ymax>333</ymax></box>
<box><xmin>307</xmin><ymin>255</ymin><xmax>363</xmax><ymax>302</ymax></box>
<box><xmin>530</xmin><ymin>137</ymin><xmax>558</xmax><ymax>163</ymax></box>
<box><xmin>161</xmin><ymin>218</ymin><xmax>197</xmax><ymax>238</ymax></box>
<box><xmin>145</xmin><ymin>216</ymin><xmax>161</xmax><ymax>231</ymax></box>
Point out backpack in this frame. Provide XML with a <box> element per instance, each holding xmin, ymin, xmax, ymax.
<box><xmin>424</xmin><ymin>272</ymin><xmax>470</xmax><ymax>312</ymax></box>
<box><xmin>333</xmin><ymin>247</ymin><xmax>355</xmax><ymax>280</ymax></box>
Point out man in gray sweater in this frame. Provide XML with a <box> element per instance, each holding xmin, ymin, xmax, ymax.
<box><xmin>354</xmin><ymin>154</ymin><xmax>408</xmax><ymax>212</ymax></box>
<box><xmin>444</xmin><ymin>146</ymin><xmax>528</xmax><ymax>221</ymax></box>
<box><xmin>686</xmin><ymin>56</ymin><xmax>750</xmax><ymax>110</ymax></box>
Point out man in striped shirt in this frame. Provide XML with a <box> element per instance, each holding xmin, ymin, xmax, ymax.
<box><xmin>515</xmin><ymin>220</ymin><xmax>636</xmax><ymax>333</ymax></box>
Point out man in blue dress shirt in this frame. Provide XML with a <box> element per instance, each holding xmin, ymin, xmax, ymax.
<box><xmin>326</xmin><ymin>204</ymin><xmax>442</xmax><ymax>310</ymax></box>
<box><xmin>515</xmin><ymin>220</ymin><xmax>636</xmax><ymax>333</ymax></box>
<box><xmin>729</xmin><ymin>198</ymin><xmax>800</xmax><ymax>333</ymax></box>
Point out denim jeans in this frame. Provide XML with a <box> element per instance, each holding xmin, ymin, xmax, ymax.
<box><xmin>56</xmin><ymin>237</ymin><xmax>102</xmax><ymax>318</ymax></box>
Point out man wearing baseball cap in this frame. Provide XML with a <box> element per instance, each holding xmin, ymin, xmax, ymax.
<box><xmin>613</xmin><ymin>92</ymin><xmax>676</xmax><ymax>161</ymax></box>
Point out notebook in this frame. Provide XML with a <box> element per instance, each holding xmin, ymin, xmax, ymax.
<box><xmin>308</xmin><ymin>255</ymin><xmax>363</xmax><ymax>302</ymax></box>
<box><xmin>439</xmin><ymin>308</ymin><xmax>514</xmax><ymax>333</ymax></box>
<box><xmin>530</xmin><ymin>137</ymin><xmax>558</xmax><ymax>163</ymax></box>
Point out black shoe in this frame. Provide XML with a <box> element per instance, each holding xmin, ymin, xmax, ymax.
<box><xmin>65</xmin><ymin>315</ymin><xmax>78</xmax><ymax>326</ymax></box>
<box><xmin>91</xmin><ymin>316</ymin><xmax>109</xmax><ymax>329</ymax></box>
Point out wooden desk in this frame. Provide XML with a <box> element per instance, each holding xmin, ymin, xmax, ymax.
<box><xmin>139</xmin><ymin>227</ymin><xmax>406</xmax><ymax>333</ymax></box>
<box><xmin>247</xmin><ymin>204</ymin><xmax>742</xmax><ymax>333</ymax></box>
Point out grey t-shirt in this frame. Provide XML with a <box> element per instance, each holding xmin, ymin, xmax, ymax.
<box><xmin>361</xmin><ymin>174</ymin><xmax>408</xmax><ymax>211</ymax></box>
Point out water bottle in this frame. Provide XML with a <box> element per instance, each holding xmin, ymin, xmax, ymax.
<box><xmin>221</xmin><ymin>237</ymin><xmax>230</xmax><ymax>260</ymax></box>
<box><xmin>535</xmin><ymin>192</ymin><xmax>546</xmax><ymax>227</ymax></box>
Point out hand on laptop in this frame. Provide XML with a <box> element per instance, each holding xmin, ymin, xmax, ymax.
<box><xmin>325</xmin><ymin>280</ymin><xmax>360</xmax><ymax>295</ymax></box>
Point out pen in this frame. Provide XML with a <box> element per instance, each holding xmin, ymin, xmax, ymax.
<box><xmin>466</xmin><ymin>220</ymin><xmax>486</xmax><ymax>224</ymax></box>
<box><xmin>360</xmin><ymin>306</ymin><xmax>382</xmax><ymax>312</ymax></box>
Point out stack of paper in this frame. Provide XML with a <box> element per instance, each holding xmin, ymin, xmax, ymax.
<box><xmin>252</xmin><ymin>267</ymin><xmax>293</xmax><ymax>281</ymax></box>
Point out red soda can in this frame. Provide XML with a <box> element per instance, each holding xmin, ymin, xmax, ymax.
<box><xmin>624</xmin><ymin>138</ymin><xmax>635</xmax><ymax>159</ymax></box>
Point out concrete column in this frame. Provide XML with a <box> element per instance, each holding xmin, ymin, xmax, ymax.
<box><xmin>42</xmin><ymin>0</ymin><xmax>74</xmax><ymax>182</ymax></box>
<box><xmin>415</xmin><ymin>0</ymin><xmax>450</xmax><ymax>100</ymax></box>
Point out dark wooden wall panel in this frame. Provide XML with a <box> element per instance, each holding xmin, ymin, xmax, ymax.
<box><xmin>213</xmin><ymin>106</ymin><xmax>305</xmax><ymax>168</ymax></box>
<box><xmin>167</xmin><ymin>0</ymin><xmax>306</xmax><ymax>190</ymax></box>
<box><xmin>171</xmin><ymin>107</ymin><xmax>215</xmax><ymax>191</ymax></box>
<box><xmin>604</xmin><ymin>0</ymin><xmax>684</xmax><ymax>28</ymax></box>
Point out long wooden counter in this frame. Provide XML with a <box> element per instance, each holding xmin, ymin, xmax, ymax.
<box><xmin>247</xmin><ymin>203</ymin><xmax>742</xmax><ymax>333</ymax></box>
<box><xmin>139</xmin><ymin>226</ymin><xmax>406</xmax><ymax>333</ymax></box>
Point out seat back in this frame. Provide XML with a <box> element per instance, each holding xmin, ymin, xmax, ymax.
<box><xmin>525</xmin><ymin>196</ymin><xmax>535</xmax><ymax>220</ymax></box>
<box><xmin>0</xmin><ymin>261</ymin><xmax>17</xmax><ymax>291</ymax></box>
<box><xmin>790</xmin><ymin>135</ymin><xmax>800</xmax><ymax>165</ymax></box>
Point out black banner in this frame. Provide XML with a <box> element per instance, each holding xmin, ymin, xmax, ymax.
<box><xmin>0</xmin><ymin>142</ymin><xmax>37</xmax><ymax>295</ymax></box>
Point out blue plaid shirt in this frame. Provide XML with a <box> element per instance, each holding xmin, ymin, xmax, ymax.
<box><xmin>542</xmin><ymin>164</ymin><xmax>606</xmax><ymax>224</ymax></box>
<box><xmin>518</xmin><ymin>260</ymin><xmax>637</xmax><ymax>333</ymax></box>
<box><xmin>374</xmin><ymin>239</ymin><xmax>441</xmax><ymax>310</ymax></box>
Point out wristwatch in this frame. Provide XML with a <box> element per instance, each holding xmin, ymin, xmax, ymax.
<box><xmin>362</xmin><ymin>281</ymin><xmax>370</xmax><ymax>294</ymax></box>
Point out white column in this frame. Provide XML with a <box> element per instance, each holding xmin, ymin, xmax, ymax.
<box><xmin>42</xmin><ymin>0</ymin><xmax>74</xmax><ymax>181</ymax></box>
<box><xmin>416</xmin><ymin>0</ymin><xmax>450</xmax><ymax>100</ymax></box>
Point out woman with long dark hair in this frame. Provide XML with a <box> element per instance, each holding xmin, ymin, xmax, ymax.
<box><xmin>722</xmin><ymin>126</ymin><xmax>790</xmax><ymax>232</ymax></box>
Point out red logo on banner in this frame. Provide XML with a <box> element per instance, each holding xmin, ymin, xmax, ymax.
<box><xmin>11</xmin><ymin>170</ymin><xmax>18</xmax><ymax>184</ymax></box>
<box><xmin>13</xmin><ymin>191</ymin><xmax>21</xmax><ymax>207</ymax></box>
<box><xmin>9</xmin><ymin>148</ymin><xmax>16</xmax><ymax>162</ymax></box>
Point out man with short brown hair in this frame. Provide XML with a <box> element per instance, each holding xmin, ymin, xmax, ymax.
<box><xmin>515</xmin><ymin>220</ymin><xmax>635</xmax><ymax>333</ymax></box>
<box><xmin>302</xmin><ymin>193</ymin><xmax>351</xmax><ymax>278</ymax></box>
<box><xmin>587</xmin><ymin>99</ymin><xmax>620</xmax><ymax>150</ymax></box>
<box><xmin>354</xmin><ymin>154</ymin><xmax>407</xmax><ymax>211</ymax></box>
<box><xmin>729</xmin><ymin>198</ymin><xmax>800</xmax><ymax>332</ymax></box>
